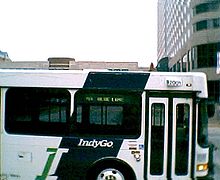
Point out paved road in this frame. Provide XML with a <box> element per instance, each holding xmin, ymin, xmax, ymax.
<box><xmin>208</xmin><ymin>127</ymin><xmax>220</xmax><ymax>179</ymax></box>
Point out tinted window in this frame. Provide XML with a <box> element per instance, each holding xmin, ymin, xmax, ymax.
<box><xmin>175</xmin><ymin>103</ymin><xmax>190</xmax><ymax>175</ymax></box>
<box><xmin>198</xmin><ymin>100</ymin><xmax>209</xmax><ymax>147</ymax></box>
<box><xmin>5</xmin><ymin>88</ymin><xmax>70</xmax><ymax>136</ymax></box>
<box><xmin>196</xmin><ymin>20</ymin><xmax>207</xmax><ymax>31</ymax></box>
<box><xmin>194</xmin><ymin>2</ymin><xmax>219</xmax><ymax>15</ymax></box>
<box><xmin>197</xmin><ymin>43</ymin><xmax>218</xmax><ymax>68</ymax></box>
<box><xmin>150</xmin><ymin>103</ymin><xmax>165</xmax><ymax>175</ymax></box>
<box><xmin>73</xmin><ymin>90</ymin><xmax>142</xmax><ymax>137</ymax></box>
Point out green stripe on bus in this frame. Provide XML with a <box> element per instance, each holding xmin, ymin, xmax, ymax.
<box><xmin>35</xmin><ymin>148</ymin><xmax>58</xmax><ymax>180</ymax></box>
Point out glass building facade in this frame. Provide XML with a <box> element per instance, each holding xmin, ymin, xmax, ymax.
<box><xmin>157</xmin><ymin>0</ymin><xmax>220</xmax><ymax>121</ymax></box>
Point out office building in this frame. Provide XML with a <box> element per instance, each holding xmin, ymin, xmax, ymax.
<box><xmin>0</xmin><ymin>57</ymin><xmax>149</xmax><ymax>71</ymax></box>
<box><xmin>157</xmin><ymin>0</ymin><xmax>220</xmax><ymax>121</ymax></box>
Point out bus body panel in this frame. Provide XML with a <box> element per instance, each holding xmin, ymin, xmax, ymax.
<box><xmin>0</xmin><ymin>70</ymin><xmax>89</xmax><ymax>88</ymax></box>
<box><xmin>0</xmin><ymin>70</ymin><xmax>210</xmax><ymax>179</ymax></box>
<box><xmin>2</xmin><ymin>134</ymin><xmax>126</xmax><ymax>179</ymax></box>
<box><xmin>2</xmin><ymin>135</ymin><xmax>62</xmax><ymax>180</ymax></box>
<box><xmin>145</xmin><ymin>72</ymin><xmax>208</xmax><ymax>98</ymax></box>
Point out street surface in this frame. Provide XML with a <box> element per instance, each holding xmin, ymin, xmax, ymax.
<box><xmin>208</xmin><ymin>126</ymin><xmax>220</xmax><ymax>179</ymax></box>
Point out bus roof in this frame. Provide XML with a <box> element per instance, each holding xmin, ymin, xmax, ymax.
<box><xmin>0</xmin><ymin>69</ymin><xmax>208</xmax><ymax>98</ymax></box>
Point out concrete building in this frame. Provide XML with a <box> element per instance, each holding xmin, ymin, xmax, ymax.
<box><xmin>0</xmin><ymin>57</ymin><xmax>149</xmax><ymax>71</ymax></box>
<box><xmin>157</xmin><ymin>0</ymin><xmax>220</xmax><ymax>121</ymax></box>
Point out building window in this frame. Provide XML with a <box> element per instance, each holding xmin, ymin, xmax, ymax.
<box><xmin>194</xmin><ymin>20</ymin><xmax>208</xmax><ymax>32</ymax></box>
<box><xmin>193</xmin><ymin>2</ymin><xmax>220</xmax><ymax>15</ymax></box>
<box><xmin>208</xmin><ymin>81</ymin><xmax>220</xmax><ymax>102</ymax></box>
<box><xmin>217</xmin><ymin>51</ymin><xmax>220</xmax><ymax>74</ymax></box>
<box><xmin>176</xmin><ymin>60</ymin><xmax>181</xmax><ymax>72</ymax></box>
<box><xmin>188</xmin><ymin>50</ymin><xmax>191</xmax><ymax>71</ymax></box>
<box><xmin>182</xmin><ymin>54</ymin><xmax>187</xmax><ymax>72</ymax></box>
<box><xmin>192</xmin><ymin>47</ymin><xmax>197</xmax><ymax>69</ymax></box>
<box><xmin>213</xmin><ymin>18</ymin><xmax>220</xmax><ymax>28</ymax></box>
<box><xmin>197</xmin><ymin>44</ymin><xmax>219</xmax><ymax>68</ymax></box>
<box><xmin>173</xmin><ymin>64</ymin><xmax>177</xmax><ymax>72</ymax></box>
<box><xmin>193</xmin><ymin>18</ymin><xmax>220</xmax><ymax>32</ymax></box>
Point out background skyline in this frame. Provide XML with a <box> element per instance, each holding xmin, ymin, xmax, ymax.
<box><xmin>1</xmin><ymin>0</ymin><xmax>157</xmax><ymax>67</ymax></box>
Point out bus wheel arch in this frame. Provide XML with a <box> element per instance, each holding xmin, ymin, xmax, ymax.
<box><xmin>86</xmin><ymin>158</ymin><xmax>136</xmax><ymax>180</ymax></box>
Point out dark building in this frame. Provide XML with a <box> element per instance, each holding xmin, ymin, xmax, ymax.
<box><xmin>156</xmin><ymin>57</ymin><xmax>169</xmax><ymax>71</ymax></box>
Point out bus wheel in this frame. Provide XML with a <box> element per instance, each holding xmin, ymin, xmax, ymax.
<box><xmin>96</xmin><ymin>168</ymin><xmax>125</xmax><ymax>180</ymax></box>
<box><xmin>88</xmin><ymin>160</ymin><xmax>136</xmax><ymax>180</ymax></box>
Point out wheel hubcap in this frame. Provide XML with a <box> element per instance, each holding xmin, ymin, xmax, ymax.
<box><xmin>97</xmin><ymin>168</ymin><xmax>125</xmax><ymax>180</ymax></box>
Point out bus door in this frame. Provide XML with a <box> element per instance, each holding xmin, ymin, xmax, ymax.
<box><xmin>146</xmin><ymin>97</ymin><xmax>193</xmax><ymax>179</ymax></box>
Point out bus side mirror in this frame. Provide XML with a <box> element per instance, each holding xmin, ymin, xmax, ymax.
<box><xmin>207</xmin><ymin>104</ymin><xmax>215</xmax><ymax>118</ymax></box>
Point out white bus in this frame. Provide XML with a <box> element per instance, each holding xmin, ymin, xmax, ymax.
<box><xmin>0</xmin><ymin>69</ymin><xmax>211</xmax><ymax>180</ymax></box>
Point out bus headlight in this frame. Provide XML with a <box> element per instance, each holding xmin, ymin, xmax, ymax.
<box><xmin>197</xmin><ymin>163</ymin><xmax>208</xmax><ymax>171</ymax></box>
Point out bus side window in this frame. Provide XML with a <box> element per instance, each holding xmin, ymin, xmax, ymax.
<box><xmin>5</xmin><ymin>88</ymin><xmax>70</xmax><ymax>136</ymax></box>
<box><xmin>76</xmin><ymin>105</ymin><xmax>82</xmax><ymax>123</ymax></box>
<box><xmin>73</xmin><ymin>90</ymin><xmax>141</xmax><ymax>137</ymax></box>
<box><xmin>150</xmin><ymin>103</ymin><xmax>165</xmax><ymax>175</ymax></box>
<box><xmin>176</xmin><ymin>104</ymin><xmax>189</xmax><ymax>129</ymax></box>
<box><xmin>175</xmin><ymin>103</ymin><xmax>190</xmax><ymax>175</ymax></box>
<box><xmin>151</xmin><ymin>103</ymin><xmax>165</xmax><ymax>126</ymax></box>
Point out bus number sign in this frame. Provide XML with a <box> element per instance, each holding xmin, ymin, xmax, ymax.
<box><xmin>166</xmin><ymin>78</ymin><xmax>182</xmax><ymax>87</ymax></box>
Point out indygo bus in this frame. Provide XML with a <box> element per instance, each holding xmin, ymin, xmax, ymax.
<box><xmin>0</xmin><ymin>69</ymin><xmax>211</xmax><ymax>180</ymax></box>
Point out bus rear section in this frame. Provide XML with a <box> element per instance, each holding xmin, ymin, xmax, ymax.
<box><xmin>0</xmin><ymin>70</ymin><xmax>210</xmax><ymax>180</ymax></box>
